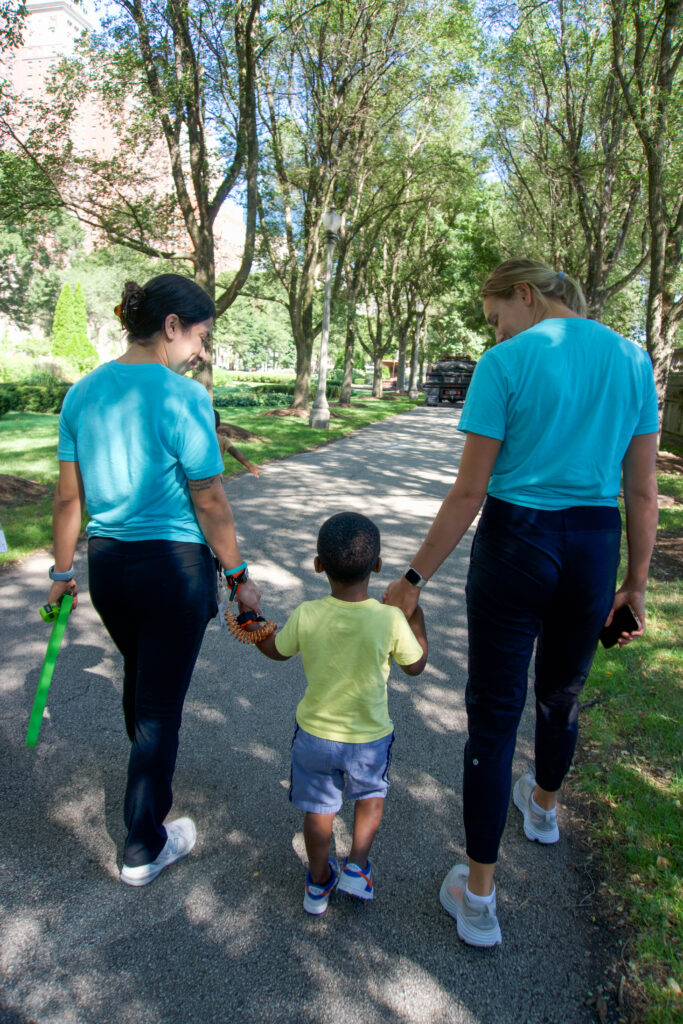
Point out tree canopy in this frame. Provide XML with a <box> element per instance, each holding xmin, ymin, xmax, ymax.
<box><xmin>0</xmin><ymin>0</ymin><xmax>681</xmax><ymax>418</ymax></box>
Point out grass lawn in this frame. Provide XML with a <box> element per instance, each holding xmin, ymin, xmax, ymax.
<box><xmin>0</xmin><ymin>411</ymin><xmax>62</xmax><ymax>562</ymax></box>
<box><xmin>573</xmin><ymin>491</ymin><xmax>682</xmax><ymax>1023</ymax></box>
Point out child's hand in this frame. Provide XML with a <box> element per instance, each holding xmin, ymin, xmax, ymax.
<box><xmin>248</xmin><ymin>464</ymin><xmax>260</xmax><ymax>478</ymax></box>
<box><xmin>402</xmin><ymin>606</ymin><xmax>427</xmax><ymax>676</ymax></box>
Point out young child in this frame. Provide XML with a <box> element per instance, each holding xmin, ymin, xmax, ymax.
<box><xmin>255</xmin><ymin>511</ymin><xmax>428</xmax><ymax>915</ymax></box>
<box><xmin>214</xmin><ymin>409</ymin><xmax>260</xmax><ymax>477</ymax></box>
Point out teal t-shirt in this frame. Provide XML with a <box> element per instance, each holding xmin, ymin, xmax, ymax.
<box><xmin>58</xmin><ymin>362</ymin><xmax>224</xmax><ymax>543</ymax></box>
<box><xmin>458</xmin><ymin>318</ymin><xmax>658</xmax><ymax>510</ymax></box>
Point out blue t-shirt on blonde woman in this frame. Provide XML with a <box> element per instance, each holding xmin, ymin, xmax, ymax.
<box><xmin>458</xmin><ymin>318</ymin><xmax>659</xmax><ymax>511</ymax></box>
<box><xmin>58</xmin><ymin>362</ymin><xmax>224</xmax><ymax>544</ymax></box>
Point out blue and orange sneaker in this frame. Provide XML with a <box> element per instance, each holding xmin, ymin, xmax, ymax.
<box><xmin>303</xmin><ymin>857</ymin><xmax>340</xmax><ymax>915</ymax></box>
<box><xmin>337</xmin><ymin>857</ymin><xmax>374</xmax><ymax>900</ymax></box>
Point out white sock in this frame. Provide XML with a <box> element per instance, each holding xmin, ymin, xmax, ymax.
<box><xmin>465</xmin><ymin>884</ymin><xmax>496</xmax><ymax>905</ymax></box>
<box><xmin>532</xmin><ymin>794</ymin><xmax>556</xmax><ymax>816</ymax></box>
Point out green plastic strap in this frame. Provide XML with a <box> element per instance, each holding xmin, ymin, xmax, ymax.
<box><xmin>26</xmin><ymin>593</ymin><xmax>73</xmax><ymax>748</ymax></box>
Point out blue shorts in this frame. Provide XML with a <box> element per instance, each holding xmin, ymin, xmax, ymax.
<box><xmin>289</xmin><ymin>726</ymin><xmax>395</xmax><ymax>814</ymax></box>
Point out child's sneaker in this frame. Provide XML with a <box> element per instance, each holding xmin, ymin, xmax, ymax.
<box><xmin>439</xmin><ymin>864</ymin><xmax>502</xmax><ymax>947</ymax></box>
<box><xmin>513</xmin><ymin>772</ymin><xmax>560</xmax><ymax>844</ymax></box>
<box><xmin>303</xmin><ymin>857</ymin><xmax>340</xmax><ymax>915</ymax></box>
<box><xmin>337</xmin><ymin>857</ymin><xmax>374</xmax><ymax>900</ymax></box>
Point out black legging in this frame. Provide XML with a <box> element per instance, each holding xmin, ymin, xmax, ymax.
<box><xmin>463</xmin><ymin>497</ymin><xmax>621</xmax><ymax>864</ymax></box>
<box><xmin>88</xmin><ymin>537</ymin><xmax>216</xmax><ymax>866</ymax></box>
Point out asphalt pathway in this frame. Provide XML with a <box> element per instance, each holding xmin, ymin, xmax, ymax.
<box><xmin>0</xmin><ymin>405</ymin><xmax>618</xmax><ymax>1024</ymax></box>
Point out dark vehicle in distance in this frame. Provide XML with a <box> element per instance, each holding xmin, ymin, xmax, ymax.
<box><xmin>423</xmin><ymin>357</ymin><xmax>476</xmax><ymax>406</ymax></box>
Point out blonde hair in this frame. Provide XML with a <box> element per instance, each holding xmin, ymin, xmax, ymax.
<box><xmin>481</xmin><ymin>259</ymin><xmax>587</xmax><ymax>317</ymax></box>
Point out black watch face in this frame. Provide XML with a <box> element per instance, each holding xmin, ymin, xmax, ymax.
<box><xmin>405</xmin><ymin>568</ymin><xmax>421</xmax><ymax>586</ymax></box>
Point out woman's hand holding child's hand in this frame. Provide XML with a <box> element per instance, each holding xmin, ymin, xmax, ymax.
<box><xmin>382</xmin><ymin>577</ymin><xmax>420</xmax><ymax>620</ymax></box>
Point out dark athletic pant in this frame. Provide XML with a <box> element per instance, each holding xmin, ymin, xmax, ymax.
<box><xmin>463</xmin><ymin>497</ymin><xmax>621</xmax><ymax>864</ymax></box>
<box><xmin>88</xmin><ymin>537</ymin><xmax>216</xmax><ymax>867</ymax></box>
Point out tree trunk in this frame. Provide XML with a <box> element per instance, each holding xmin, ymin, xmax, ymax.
<box><xmin>338</xmin><ymin>301</ymin><xmax>356</xmax><ymax>407</ymax></box>
<box><xmin>396</xmin><ymin>328</ymin><xmax>409</xmax><ymax>393</ymax></box>
<box><xmin>193</xmin><ymin>230</ymin><xmax>217</xmax><ymax>397</ymax></box>
<box><xmin>287</xmin><ymin>289</ymin><xmax>313</xmax><ymax>410</ymax></box>
<box><xmin>372</xmin><ymin>353</ymin><xmax>384</xmax><ymax>398</ymax></box>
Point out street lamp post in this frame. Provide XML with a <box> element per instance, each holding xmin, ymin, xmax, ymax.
<box><xmin>310</xmin><ymin>209</ymin><xmax>342</xmax><ymax>429</ymax></box>
<box><xmin>408</xmin><ymin>300</ymin><xmax>424</xmax><ymax>399</ymax></box>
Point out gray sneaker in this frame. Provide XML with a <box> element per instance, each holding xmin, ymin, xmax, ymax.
<box><xmin>513</xmin><ymin>773</ymin><xmax>560</xmax><ymax>844</ymax></box>
<box><xmin>439</xmin><ymin>864</ymin><xmax>502</xmax><ymax>947</ymax></box>
<box><xmin>120</xmin><ymin>818</ymin><xmax>197</xmax><ymax>886</ymax></box>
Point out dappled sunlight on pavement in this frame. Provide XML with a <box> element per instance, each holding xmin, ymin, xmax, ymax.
<box><xmin>0</xmin><ymin>406</ymin><xmax>618</xmax><ymax>1024</ymax></box>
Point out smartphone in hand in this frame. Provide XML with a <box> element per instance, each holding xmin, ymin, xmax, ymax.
<box><xmin>599</xmin><ymin>604</ymin><xmax>640</xmax><ymax>648</ymax></box>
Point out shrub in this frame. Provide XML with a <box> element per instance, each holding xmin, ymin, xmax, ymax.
<box><xmin>252</xmin><ymin>382</ymin><xmax>296</xmax><ymax>396</ymax></box>
<box><xmin>51</xmin><ymin>282</ymin><xmax>98</xmax><ymax>374</ymax></box>
<box><xmin>0</xmin><ymin>390</ymin><xmax>12</xmax><ymax>417</ymax></box>
<box><xmin>0</xmin><ymin>381</ymin><xmax>70</xmax><ymax>413</ymax></box>
<box><xmin>0</xmin><ymin>356</ymin><xmax>71</xmax><ymax>384</ymax></box>
<box><xmin>71</xmin><ymin>282</ymin><xmax>99</xmax><ymax>373</ymax></box>
<box><xmin>214</xmin><ymin>370</ymin><xmax>295</xmax><ymax>385</ymax></box>
<box><xmin>213</xmin><ymin>391</ymin><xmax>292</xmax><ymax>409</ymax></box>
<box><xmin>52</xmin><ymin>283</ymin><xmax>74</xmax><ymax>363</ymax></box>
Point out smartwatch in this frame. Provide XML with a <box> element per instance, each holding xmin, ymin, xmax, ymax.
<box><xmin>49</xmin><ymin>565</ymin><xmax>74</xmax><ymax>582</ymax></box>
<box><xmin>404</xmin><ymin>567</ymin><xmax>427</xmax><ymax>588</ymax></box>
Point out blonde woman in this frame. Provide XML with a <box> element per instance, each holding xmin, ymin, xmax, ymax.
<box><xmin>384</xmin><ymin>258</ymin><xmax>658</xmax><ymax>947</ymax></box>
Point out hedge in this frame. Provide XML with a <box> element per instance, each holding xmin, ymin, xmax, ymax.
<box><xmin>253</xmin><ymin>381</ymin><xmax>342</xmax><ymax>401</ymax></box>
<box><xmin>213</xmin><ymin>391</ymin><xmax>292</xmax><ymax>409</ymax></box>
<box><xmin>0</xmin><ymin>382</ymin><xmax>70</xmax><ymax>414</ymax></box>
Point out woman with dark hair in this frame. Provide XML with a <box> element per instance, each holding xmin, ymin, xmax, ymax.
<box><xmin>384</xmin><ymin>258</ymin><xmax>659</xmax><ymax>947</ymax></box>
<box><xmin>47</xmin><ymin>273</ymin><xmax>261</xmax><ymax>886</ymax></box>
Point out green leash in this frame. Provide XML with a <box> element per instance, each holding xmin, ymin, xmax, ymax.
<box><xmin>26</xmin><ymin>592</ymin><xmax>73</xmax><ymax>748</ymax></box>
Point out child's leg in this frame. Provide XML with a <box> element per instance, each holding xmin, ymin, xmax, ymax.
<box><xmin>348</xmin><ymin>797</ymin><xmax>385</xmax><ymax>867</ymax></box>
<box><xmin>303</xmin><ymin>811</ymin><xmax>336</xmax><ymax>885</ymax></box>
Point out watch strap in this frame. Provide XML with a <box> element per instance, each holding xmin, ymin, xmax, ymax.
<box><xmin>49</xmin><ymin>564</ymin><xmax>74</xmax><ymax>582</ymax></box>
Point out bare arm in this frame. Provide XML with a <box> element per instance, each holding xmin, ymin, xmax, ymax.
<box><xmin>383</xmin><ymin>433</ymin><xmax>502</xmax><ymax>618</ymax></box>
<box><xmin>188</xmin><ymin>475</ymin><xmax>261</xmax><ymax>612</ymax></box>
<box><xmin>606</xmin><ymin>432</ymin><xmax>659</xmax><ymax>645</ymax></box>
<box><xmin>47</xmin><ymin>460</ymin><xmax>84</xmax><ymax>608</ymax></box>
<box><xmin>255</xmin><ymin>632</ymin><xmax>290</xmax><ymax>661</ymax></box>
<box><xmin>227</xmin><ymin>444</ymin><xmax>260</xmax><ymax>478</ymax></box>
<box><xmin>400</xmin><ymin>606</ymin><xmax>428</xmax><ymax>676</ymax></box>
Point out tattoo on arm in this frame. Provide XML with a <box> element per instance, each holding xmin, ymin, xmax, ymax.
<box><xmin>188</xmin><ymin>476</ymin><xmax>218</xmax><ymax>492</ymax></box>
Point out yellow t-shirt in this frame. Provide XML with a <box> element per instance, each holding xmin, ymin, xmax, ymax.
<box><xmin>274</xmin><ymin>596</ymin><xmax>423</xmax><ymax>743</ymax></box>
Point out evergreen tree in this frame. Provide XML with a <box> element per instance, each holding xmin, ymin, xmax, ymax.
<box><xmin>51</xmin><ymin>283</ymin><xmax>74</xmax><ymax>363</ymax></box>
<box><xmin>71</xmin><ymin>281</ymin><xmax>98</xmax><ymax>373</ymax></box>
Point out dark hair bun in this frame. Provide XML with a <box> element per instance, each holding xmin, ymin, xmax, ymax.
<box><xmin>120</xmin><ymin>281</ymin><xmax>146</xmax><ymax>333</ymax></box>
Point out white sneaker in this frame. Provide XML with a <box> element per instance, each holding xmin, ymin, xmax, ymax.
<box><xmin>337</xmin><ymin>858</ymin><xmax>374</xmax><ymax>900</ymax></box>
<box><xmin>120</xmin><ymin>818</ymin><xmax>197</xmax><ymax>886</ymax></box>
<box><xmin>440</xmin><ymin>864</ymin><xmax>502</xmax><ymax>947</ymax></box>
<box><xmin>303</xmin><ymin>857</ymin><xmax>340</xmax><ymax>915</ymax></box>
<box><xmin>513</xmin><ymin>773</ymin><xmax>560</xmax><ymax>844</ymax></box>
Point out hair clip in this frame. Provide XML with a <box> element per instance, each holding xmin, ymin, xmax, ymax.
<box><xmin>557</xmin><ymin>271</ymin><xmax>567</xmax><ymax>281</ymax></box>
<box><xmin>114</xmin><ymin>304</ymin><xmax>123</xmax><ymax>322</ymax></box>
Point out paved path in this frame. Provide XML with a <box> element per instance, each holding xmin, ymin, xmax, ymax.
<box><xmin>1</xmin><ymin>406</ymin><xmax>617</xmax><ymax>1024</ymax></box>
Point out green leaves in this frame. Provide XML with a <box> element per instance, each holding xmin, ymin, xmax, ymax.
<box><xmin>51</xmin><ymin>281</ymin><xmax>98</xmax><ymax>374</ymax></box>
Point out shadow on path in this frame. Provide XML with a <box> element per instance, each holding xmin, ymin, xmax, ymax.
<box><xmin>0</xmin><ymin>407</ymin><xmax>617</xmax><ymax>1024</ymax></box>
